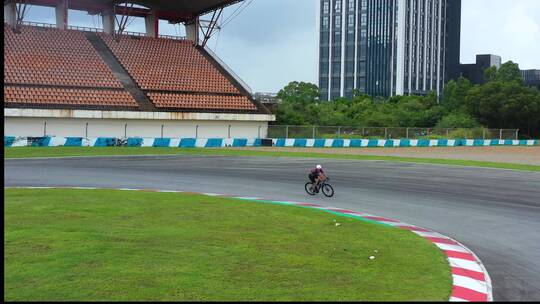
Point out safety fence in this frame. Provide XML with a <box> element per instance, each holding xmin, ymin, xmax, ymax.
<box><xmin>4</xmin><ymin>136</ymin><xmax>539</xmax><ymax>148</ymax></box>
<box><xmin>268</xmin><ymin>126</ymin><xmax>521</xmax><ymax>140</ymax></box>
<box><xmin>4</xmin><ymin>136</ymin><xmax>260</xmax><ymax>148</ymax></box>
<box><xmin>270</xmin><ymin>138</ymin><xmax>538</xmax><ymax>148</ymax></box>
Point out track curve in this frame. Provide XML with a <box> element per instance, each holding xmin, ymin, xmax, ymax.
<box><xmin>5</xmin><ymin>155</ymin><xmax>540</xmax><ymax>301</ymax></box>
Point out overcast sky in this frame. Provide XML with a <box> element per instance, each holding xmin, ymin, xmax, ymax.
<box><xmin>22</xmin><ymin>0</ymin><xmax>540</xmax><ymax>93</ymax></box>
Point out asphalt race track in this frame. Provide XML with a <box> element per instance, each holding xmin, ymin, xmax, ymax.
<box><xmin>5</xmin><ymin>155</ymin><xmax>540</xmax><ymax>301</ymax></box>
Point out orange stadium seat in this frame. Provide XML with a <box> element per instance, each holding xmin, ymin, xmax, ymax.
<box><xmin>99</xmin><ymin>34</ymin><xmax>240</xmax><ymax>94</ymax></box>
<box><xmin>147</xmin><ymin>92</ymin><xmax>257</xmax><ymax>111</ymax></box>
<box><xmin>4</xmin><ymin>24</ymin><xmax>261</xmax><ymax>113</ymax></box>
<box><xmin>4</xmin><ymin>24</ymin><xmax>123</xmax><ymax>88</ymax></box>
<box><xmin>4</xmin><ymin>86</ymin><xmax>138</xmax><ymax>108</ymax></box>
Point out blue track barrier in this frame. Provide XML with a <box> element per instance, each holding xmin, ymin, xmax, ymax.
<box><xmin>4</xmin><ymin>136</ymin><xmax>15</xmax><ymax>147</ymax></box>
<box><xmin>4</xmin><ymin>136</ymin><xmax>539</xmax><ymax>148</ymax></box>
<box><xmin>31</xmin><ymin>137</ymin><xmax>51</xmax><ymax>147</ymax></box>
<box><xmin>153</xmin><ymin>138</ymin><xmax>171</xmax><ymax>147</ymax></box>
<box><xmin>127</xmin><ymin>138</ymin><xmax>143</xmax><ymax>147</ymax></box>
<box><xmin>332</xmin><ymin>139</ymin><xmax>345</xmax><ymax>147</ymax></box>
<box><xmin>253</xmin><ymin>139</ymin><xmax>262</xmax><ymax>147</ymax></box>
<box><xmin>179</xmin><ymin>138</ymin><xmax>196</xmax><ymax>148</ymax></box>
<box><xmin>94</xmin><ymin>138</ymin><xmax>116</xmax><ymax>147</ymax></box>
<box><xmin>64</xmin><ymin>137</ymin><xmax>83</xmax><ymax>147</ymax></box>
<box><xmin>233</xmin><ymin>139</ymin><xmax>248</xmax><ymax>147</ymax></box>
<box><xmin>294</xmin><ymin>139</ymin><xmax>307</xmax><ymax>147</ymax></box>
<box><xmin>205</xmin><ymin>138</ymin><xmax>224</xmax><ymax>148</ymax></box>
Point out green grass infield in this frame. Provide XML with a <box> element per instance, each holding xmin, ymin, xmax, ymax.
<box><xmin>4</xmin><ymin>188</ymin><xmax>451</xmax><ymax>301</ymax></box>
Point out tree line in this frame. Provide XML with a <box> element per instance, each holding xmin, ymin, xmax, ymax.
<box><xmin>274</xmin><ymin>61</ymin><xmax>540</xmax><ymax>138</ymax></box>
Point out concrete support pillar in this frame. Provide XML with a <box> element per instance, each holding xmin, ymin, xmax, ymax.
<box><xmin>145</xmin><ymin>10</ymin><xmax>159</xmax><ymax>38</ymax></box>
<box><xmin>4</xmin><ymin>1</ymin><xmax>16</xmax><ymax>26</ymax></box>
<box><xmin>102</xmin><ymin>10</ymin><xmax>115</xmax><ymax>34</ymax></box>
<box><xmin>185</xmin><ymin>18</ymin><xmax>199</xmax><ymax>44</ymax></box>
<box><xmin>55</xmin><ymin>0</ymin><xmax>68</xmax><ymax>29</ymax></box>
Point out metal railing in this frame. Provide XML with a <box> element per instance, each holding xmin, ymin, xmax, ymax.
<box><xmin>18</xmin><ymin>21</ymin><xmax>186</xmax><ymax>39</ymax></box>
<box><xmin>115</xmin><ymin>30</ymin><xmax>146</xmax><ymax>37</ymax></box>
<box><xmin>20</xmin><ymin>21</ymin><xmax>56</xmax><ymax>28</ymax></box>
<box><xmin>159</xmin><ymin>34</ymin><xmax>186</xmax><ymax>40</ymax></box>
<box><xmin>21</xmin><ymin>21</ymin><xmax>103</xmax><ymax>32</ymax></box>
<box><xmin>268</xmin><ymin>126</ymin><xmax>520</xmax><ymax>140</ymax></box>
<box><xmin>68</xmin><ymin>25</ymin><xmax>103</xmax><ymax>32</ymax></box>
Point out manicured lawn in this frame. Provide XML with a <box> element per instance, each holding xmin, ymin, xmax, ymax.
<box><xmin>4</xmin><ymin>146</ymin><xmax>540</xmax><ymax>171</ymax></box>
<box><xmin>4</xmin><ymin>188</ymin><xmax>451</xmax><ymax>301</ymax></box>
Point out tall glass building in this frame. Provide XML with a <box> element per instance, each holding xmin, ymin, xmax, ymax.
<box><xmin>318</xmin><ymin>0</ymin><xmax>461</xmax><ymax>100</ymax></box>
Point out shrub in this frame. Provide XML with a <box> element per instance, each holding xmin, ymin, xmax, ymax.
<box><xmin>448</xmin><ymin>128</ymin><xmax>486</xmax><ymax>139</ymax></box>
<box><xmin>436</xmin><ymin>113</ymin><xmax>480</xmax><ymax>129</ymax></box>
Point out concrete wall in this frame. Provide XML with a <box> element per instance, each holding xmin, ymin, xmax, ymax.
<box><xmin>4</xmin><ymin>117</ymin><xmax>269</xmax><ymax>139</ymax></box>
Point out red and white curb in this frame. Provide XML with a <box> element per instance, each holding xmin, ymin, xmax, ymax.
<box><xmin>7</xmin><ymin>186</ymin><xmax>493</xmax><ymax>302</ymax></box>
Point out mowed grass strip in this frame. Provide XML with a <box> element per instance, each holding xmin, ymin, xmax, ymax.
<box><xmin>5</xmin><ymin>189</ymin><xmax>451</xmax><ymax>301</ymax></box>
<box><xmin>4</xmin><ymin>146</ymin><xmax>540</xmax><ymax>171</ymax></box>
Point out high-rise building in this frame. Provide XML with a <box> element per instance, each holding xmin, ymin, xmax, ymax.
<box><xmin>318</xmin><ymin>0</ymin><xmax>461</xmax><ymax>100</ymax></box>
<box><xmin>521</xmin><ymin>69</ymin><xmax>540</xmax><ymax>89</ymax></box>
<box><xmin>460</xmin><ymin>54</ymin><xmax>502</xmax><ymax>84</ymax></box>
<box><xmin>460</xmin><ymin>54</ymin><xmax>540</xmax><ymax>89</ymax></box>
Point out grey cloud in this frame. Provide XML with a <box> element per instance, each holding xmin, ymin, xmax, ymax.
<box><xmin>215</xmin><ymin>0</ymin><xmax>316</xmax><ymax>46</ymax></box>
<box><xmin>13</xmin><ymin>0</ymin><xmax>540</xmax><ymax>92</ymax></box>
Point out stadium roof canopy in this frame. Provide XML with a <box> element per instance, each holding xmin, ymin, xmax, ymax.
<box><xmin>19</xmin><ymin>0</ymin><xmax>244</xmax><ymax>22</ymax></box>
<box><xmin>133</xmin><ymin>0</ymin><xmax>244</xmax><ymax>16</ymax></box>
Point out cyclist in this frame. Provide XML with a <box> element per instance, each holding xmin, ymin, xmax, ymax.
<box><xmin>309</xmin><ymin>164</ymin><xmax>327</xmax><ymax>193</ymax></box>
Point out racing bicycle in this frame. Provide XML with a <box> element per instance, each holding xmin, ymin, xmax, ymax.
<box><xmin>305</xmin><ymin>177</ymin><xmax>334</xmax><ymax>197</ymax></box>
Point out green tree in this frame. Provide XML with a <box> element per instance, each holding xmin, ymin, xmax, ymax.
<box><xmin>275</xmin><ymin>101</ymin><xmax>306</xmax><ymax>125</ymax></box>
<box><xmin>496</xmin><ymin>61</ymin><xmax>523</xmax><ymax>83</ymax></box>
<box><xmin>464</xmin><ymin>81</ymin><xmax>540</xmax><ymax>137</ymax></box>
<box><xmin>276</xmin><ymin>82</ymin><xmax>319</xmax><ymax>105</ymax></box>
<box><xmin>484</xmin><ymin>66</ymin><xmax>498</xmax><ymax>83</ymax></box>
<box><xmin>442</xmin><ymin>77</ymin><xmax>472</xmax><ymax>111</ymax></box>
<box><xmin>275</xmin><ymin>82</ymin><xmax>321</xmax><ymax>125</ymax></box>
<box><xmin>273</xmin><ymin>76</ymin><xmax>540</xmax><ymax>138</ymax></box>
<box><xmin>484</xmin><ymin>61</ymin><xmax>523</xmax><ymax>83</ymax></box>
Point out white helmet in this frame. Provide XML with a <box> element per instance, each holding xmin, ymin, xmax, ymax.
<box><xmin>316</xmin><ymin>165</ymin><xmax>322</xmax><ymax>169</ymax></box>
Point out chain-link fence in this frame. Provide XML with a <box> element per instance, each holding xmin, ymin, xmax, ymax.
<box><xmin>268</xmin><ymin>126</ymin><xmax>520</xmax><ymax>140</ymax></box>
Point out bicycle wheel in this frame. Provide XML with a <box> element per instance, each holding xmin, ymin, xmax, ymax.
<box><xmin>305</xmin><ymin>182</ymin><xmax>316</xmax><ymax>196</ymax></box>
<box><xmin>322</xmin><ymin>184</ymin><xmax>334</xmax><ymax>197</ymax></box>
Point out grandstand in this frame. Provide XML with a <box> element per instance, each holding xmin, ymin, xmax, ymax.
<box><xmin>4</xmin><ymin>0</ymin><xmax>274</xmax><ymax>139</ymax></box>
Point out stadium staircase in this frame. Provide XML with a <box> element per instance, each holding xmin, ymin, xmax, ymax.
<box><xmin>84</xmin><ymin>32</ymin><xmax>156</xmax><ymax>111</ymax></box>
